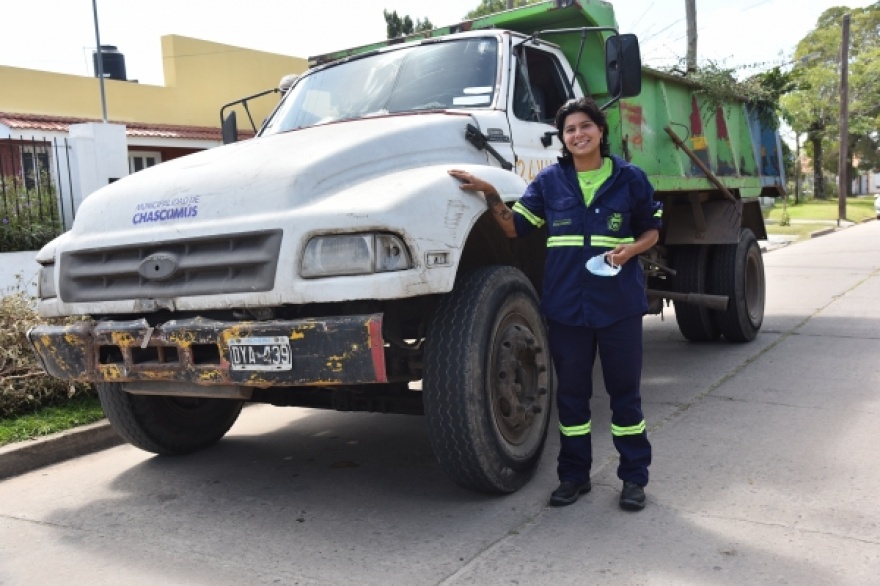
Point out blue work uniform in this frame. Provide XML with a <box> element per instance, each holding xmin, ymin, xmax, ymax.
<box><xmin>511</xmin><ymin>154</ymin><xmax>663</xmax><ymax>487</ymax></box>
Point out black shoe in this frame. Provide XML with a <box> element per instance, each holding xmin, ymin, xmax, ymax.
<box><xmin>549</xmin><ymin>480</ymin><xmax>592</xmax><ymax>507</ymax></box>
<box><xmin>619</xmin><ymin>481</ymin><xmax>646</xmax><ymax>511</ymax></box>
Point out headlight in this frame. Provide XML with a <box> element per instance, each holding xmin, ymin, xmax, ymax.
<box><xmin>37</xmin><ymin>263</ymin><xmax>57</xmax><ymax>299</ymax></box>
<box><xmin>301</xmin><ymin>233</ymin><xmax>412</xmax><ymax>278</ymax></box>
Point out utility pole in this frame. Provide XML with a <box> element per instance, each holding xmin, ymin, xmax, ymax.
<box><xmin>91</xmin><ymin>0</ymin><xmax>108</xmax><ymax>123</ymax></box>
<box><xmin>685</xmin><ymin>0</ymin><xmax>697</xmax><ymax>73</ymax></box>
<box><xmin>506</xmin><ymin>0</ymin><xmax>514</xmax><ymax>9</ymax></box>
<box><xmin>794</xmin><ymin>132</ymin><xmax>801</xmax><ymax>205</ymax></box>
<box><xmin>837</xmin><ymin>13</ymin><xmax>850</xmax><ymax>226</ymax></box>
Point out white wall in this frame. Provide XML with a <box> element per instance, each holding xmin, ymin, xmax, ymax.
<box><xmin>0</xmin><ymin>250</ymin><xmax>38</xmax><ymax>298</ymax></box>
<box><xmin>68</xmin><ymin>122</ymin><xmax>129</xmax><ymax>210</ymax></box>
<box><xmin>853</xmin><ymin>171</ymin><xmax>879</xmax><ymax>196</ymax></box>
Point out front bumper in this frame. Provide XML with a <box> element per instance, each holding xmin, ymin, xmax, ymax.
<box><xmin>28</xmin><ymin>314</ymin><xmax>387</xmax><ymax>387</ymax></box>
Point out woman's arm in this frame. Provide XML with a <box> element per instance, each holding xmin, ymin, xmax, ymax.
<box><xmin>448</xmin><ymin>169</ymin><xmax>518</xmax><ymax>238</ymax></box>
<box><xmin>607</xmin><ymin>228</ymin><xmax>659</xmax><ymax>267</ymax></box>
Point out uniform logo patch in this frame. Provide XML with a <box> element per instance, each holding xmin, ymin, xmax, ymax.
<box><xmin>553</xmin><ymin>219</ymin><xmax>572</xmax><ymax>227</ymax></box>
<box><xmin>607</xmin><ymin>213</ymin><xmax>622</xmax><ymax>232</ymax></box>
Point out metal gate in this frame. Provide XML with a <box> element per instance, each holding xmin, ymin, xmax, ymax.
<box><xmin>0</xmin><ymin>135</ymin><xmax>74</xmax><ymax>252</ymax></box>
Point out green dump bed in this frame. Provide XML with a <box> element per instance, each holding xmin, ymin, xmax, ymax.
<box><xmin>616</xmin><ymin>69</ymin><xmax>786</xmax><ymax>198</ymax></box>
<box><xmin>481</xmin><ymin>0</ymin><xmax>787</xmax><ymax>199</ymax></box>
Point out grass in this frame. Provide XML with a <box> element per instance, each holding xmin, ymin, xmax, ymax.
<box><xmin>763</xmin><ymin>197</ymin><xmax>876</xmax><ymax>241</ymax></box>
<box><xmin>764</xmin><ymin>222</ymin><xmax>832</xmax><ymax>240</ymax></box>
<box><xmin>764</xmin><ymin>196</ymin><xmax>876</xmax><ymax>223</ymax></box>
<box><xmin>0</xmin><ymin>394</ymin><xmax>105</xmax><ymax>447</ymax></box>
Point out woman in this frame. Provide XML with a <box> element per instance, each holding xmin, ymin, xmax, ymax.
<box><xmin>448</xmin><ymin>97</ymin><xmax>662</xmax><ymax>510</ymax></box>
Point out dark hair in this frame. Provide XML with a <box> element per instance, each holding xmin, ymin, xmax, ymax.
<box><xmin>554</xmin><ymin>97</ymin><xmax>610</xmax><ymax>160</ymax></box>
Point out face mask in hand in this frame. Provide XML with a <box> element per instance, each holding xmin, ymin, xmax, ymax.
<box><xmin>585</xmin><ymin>253</ymin><xmax>621</xmax><ymax>277</ymax></box>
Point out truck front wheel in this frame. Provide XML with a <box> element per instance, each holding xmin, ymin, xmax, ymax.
<box><xmin>709</xmin><ymin>228</ymin><xmax>765</xmax><ymax>342</ymax></box>
<box><xmin>423</xmin><ymin>266</ymin><xmax>553</xmax><ymax>494</ymax></box>
<box><xmin>97</xmin><ymin>383</ymin><xmax>244</xmax><ymax>455</ymax></box>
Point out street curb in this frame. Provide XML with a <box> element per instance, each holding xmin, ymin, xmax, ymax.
<box><xmin>810</xmin><ymin>227</ymin><xmax>836</xmax><ymax>238</ymax></box>
<box><xmin>0</xmin><ymin>419</ymin><xmax>123</xmax><ymax>480</ymax></box>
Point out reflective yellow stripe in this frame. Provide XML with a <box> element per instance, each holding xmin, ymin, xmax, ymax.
<box><xmin>547</xmin><ymin>235</ymin><xmax>584</xmax><ymax>247</ymax></box>
<box><xmin>560</xmin><ymin>421</ymin><xmax>591</xmax><ymax>436</ymax></box>
<box><xmin>590</xmin><ymin>236</ymin><xmax>635</xmax><ymax>248</ymax></box>
<box><xmin>512</xmin><ymin>202</ymin><xmax>545</xmax><ymax>228</ymax></box>
<box><xmin>611</xmin><ymin>420</ymin><xmax>646</xmax><ymax>437</ymax></box>
<box><xmin>654</xmin><ymin>209</ymin><xmax>663</xmax><ymax>218</ymax></box>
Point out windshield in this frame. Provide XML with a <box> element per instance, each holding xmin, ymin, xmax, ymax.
<box><xmin>262</xmin><ymin>38</ymin><xmax>498</xmax><ymax>135</ymax></box>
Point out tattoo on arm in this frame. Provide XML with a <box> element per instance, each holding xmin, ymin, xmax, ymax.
<box><xmin>485</xmin><ymin>193</ymin><xmax>512</xmax><ymax>221</ymax></box>
<box><xmin>485</xmin><ymin>193</ymin><xmax>503</xmax><ymax>207</ymax></box>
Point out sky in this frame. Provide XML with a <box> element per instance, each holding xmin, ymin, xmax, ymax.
<box><xmin>0</xmin><ymin>0</ymin><xmax>872</xmax><ymax>87</ymax></box>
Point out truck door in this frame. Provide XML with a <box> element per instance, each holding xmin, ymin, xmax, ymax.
<box><xmin>506</xmin><ymin>43</ymin><xmax>575</xmax><ymax>183</ymax></box>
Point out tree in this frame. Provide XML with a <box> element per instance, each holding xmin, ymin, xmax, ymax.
<box><xmin>781</xmin><ymin>3</ymin><xmax>880</xmax><ymax>199</ymax></box>
<box><xmin>466</xmin><ymin>0</ymin><xmax>541</xmax><ymax>19</ymax></box>
<box><xmin>383</xmin><ymin>10</ymin><xmax>433</xmax><ymax>39</ymax></box>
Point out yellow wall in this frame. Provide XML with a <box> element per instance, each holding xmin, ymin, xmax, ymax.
<box><xmin>0</xmin><ymin>35</ymin><xmax>307</xmax><ymax>128</ymax></box>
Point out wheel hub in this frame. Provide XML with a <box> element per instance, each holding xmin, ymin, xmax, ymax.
<box><xmin>491</xmin><ymin>322</ymin><xmax>549</xmax><ymax>445</ymax></box>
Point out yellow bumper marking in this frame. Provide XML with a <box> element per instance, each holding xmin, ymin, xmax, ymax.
<box><xmin>110</xmin><ymin>332</ymin><xmax>136</xmax><ymax>347</ymax></box>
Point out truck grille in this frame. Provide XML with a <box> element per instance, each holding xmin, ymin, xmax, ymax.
<box><xmin>59</xmin><ymin>230</ymin><xmax>283</xmax><ymax>302</ymax></box>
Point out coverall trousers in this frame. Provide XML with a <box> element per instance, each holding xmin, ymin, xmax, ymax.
<box><xmin>548</xmin><ymin>314</ymin><xmax>652</xmax><ymax>487</ymax></box>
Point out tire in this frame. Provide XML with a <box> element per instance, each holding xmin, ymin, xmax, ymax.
<box><xmin>97</xmin><ymin>383</ymin><xmax>244</xmax><ymax>455</ymax></box>
<box><xmin>423</xmin><ymin>266</ymin><xmax>554</xmax><ymax>494</ymax></box>
<box><xmin>671</xmin><ymin>245</ymin><xmax>721</xmax><ymax>342</ymax></box>
<box><xmin>709</xmin><ymin>228</ymin><xmax>765</xmax><ymax>342</ymax></box>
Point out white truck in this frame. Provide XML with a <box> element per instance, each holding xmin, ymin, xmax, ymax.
<box><xmin>29</xmin><ymin>0</ymin><xmax>783</xmax><ymax>493</ymax></box>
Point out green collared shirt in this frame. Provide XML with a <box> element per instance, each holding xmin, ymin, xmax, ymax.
<box><xmin>576</xmin><ymin>157</ymin><xmax>613</xmax><ymax>207</ymax></box>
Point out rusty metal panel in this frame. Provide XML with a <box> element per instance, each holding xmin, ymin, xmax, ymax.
<box><xmin>662</xmin><ymin>197</ymin><xmax>742</xmax><ymax>245</ymax></box>
<box><xmin>28</xmin><ymin>321</ymin><xmax>94</xmax><ymax>381</ymax></box>
<box><xmin>28</xmin><ymin>314</ymin><xmax>387</xmax><ymax>387</ymax></box>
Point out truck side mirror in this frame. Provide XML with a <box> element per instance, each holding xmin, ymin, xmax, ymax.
<box><xmin>222</xmin><ymin>111</ymin><xmax>239</xmax><ymax>145</ymax></box>
<box><xmin>605</xmin><ymin>34</ymin><xmax>642</xmax><ymax>99</ymax></box>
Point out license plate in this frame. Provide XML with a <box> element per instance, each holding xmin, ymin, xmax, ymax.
<box><xmin>228</xmin><ymin>336</ymin><xmax>292</xmax><ymax>371</ymax></box>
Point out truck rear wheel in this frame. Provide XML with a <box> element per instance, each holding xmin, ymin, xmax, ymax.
<box><xmin>423</xmin><ymin>266</ymin><xmax>553</xmax><ymax>494</ymax></box>
<box><xmin>97</xmin><ymin>383</ymin><xmax>244</xmax><ymax>455</ymax></box>
<box><xmin>709</xmin><ymin>228</ymin><xmax>765</xmax><ymax>342</ymax></box>
<box><xmin>671</xmin><ymin>245</ymin><xmax>721</xmax><ymax>342</ymax></box>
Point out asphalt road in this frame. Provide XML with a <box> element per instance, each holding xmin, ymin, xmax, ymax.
<box><xmin>1</xmin><ymin>222</ymin><xmax>879</xmax><ymax>585</ymax></box>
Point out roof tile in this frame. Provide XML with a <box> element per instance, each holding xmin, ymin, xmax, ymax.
<box><xmin>0</xmin><ymin>112</ymin><xmax>255</xmax><ymax>141</ymax></box>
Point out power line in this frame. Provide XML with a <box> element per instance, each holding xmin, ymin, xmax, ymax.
<box><xmin>742</xmin><ymin>0</ymin><xmax>774</xmax><ymax>11</ymax></box>
<box><xmin>641</xmin><ymin>17</ymin><xmax>686</xmax><ymax>44</ymax></box>
<box><xmin>627</xmin><ymin>1</ymin><xmax>656</xmax><ymax>31</ymax></box>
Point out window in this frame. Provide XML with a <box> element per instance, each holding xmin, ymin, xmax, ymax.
<box><xmin>21</xmin><ymin>150</ymin><xmax>50</xmax><ymax>190</ymax></box>
<box><xmin>263</xmin><ymin>38</ymin><xmax>499</xmax><ymax>134</ymax></box>
<box><xmin>129</xmin><ymin>151</ymin><xmax>161</xmax><ymax>173</ymax></box>
<box><xmin>512</xmin><ymin>47</ymin><xmax>573</xmax><ymax>123</ymax></box>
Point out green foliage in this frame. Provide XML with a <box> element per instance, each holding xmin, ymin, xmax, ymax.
<box><xmin>781</xmin><ymin>3</ymin><xmax>880</xmax><ymax>195</ymax></box>
<box><xmin>780</xmin><ymin>139</ymin><xmax>796</xmax><ymax>184</ymax></box>
<box><xmin>0</xmin><ymin>394</ymin><xmax>104</xmax><ymax>447</ymax></box>
<box><xmin>383</xmin><ymin>9</ymin><xmax>433</xmax><ymax>39</ymax></box>
<box><xmin>664</xmin><ymin>60</ymin><xmax>795</xmax><ymax>131</ymax></box>
<box><xmin>466</xmin><ymin>0</ymin><xmax>541</xmax><ymax>19</ymax></box>
<box><xmin>764</xmin><ymin>196</ymin><xmax>875</xmax><ymax>223</ymax></box>
<box><xmin>0</xmin><ymin>293</ymin><xmax>93</xmax><ymax>419</ymax></box>
<box><xmin>0</xmin><ymin>177</ymin><xmax>63</xmax><ymax>252</ymax></box>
